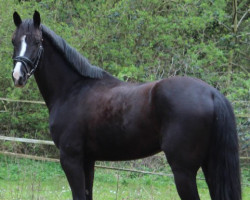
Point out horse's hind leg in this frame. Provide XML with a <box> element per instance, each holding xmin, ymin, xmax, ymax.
<box><xmin>161</xmin><ymin>125</ymin><xmax>210</xmax><ymax>200</ymax></box>
<box><xmin>202</xmin><ymin>163</ymin><xmax>214</xmax><ymax>199</ymax></box>
<box><xmin>162</xmin><ymin>149</ymin><xmax>200</xmax><ymax>200</ymax></box>
<box><xmin>169</xmin><ymin>164</ymin><xmax>200</xmax><ymax>200</ymax></box>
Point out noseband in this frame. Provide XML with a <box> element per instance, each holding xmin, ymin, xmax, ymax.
<box><xmin>13</xmin><ymin>45</ymin><xmax>43</xmax><ymax>78</ymax></box>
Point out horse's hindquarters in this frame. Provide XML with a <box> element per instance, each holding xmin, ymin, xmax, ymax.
<box><xmin>152</xmin><ymin>77</ymin><xmax>214</xmax><ymax>163</ymax></box>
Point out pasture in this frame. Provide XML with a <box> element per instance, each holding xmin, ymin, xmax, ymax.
<box><xmin>0</xmin><ymin>154</ymin><xmax>249</xmax><ymax>200</ymax></box>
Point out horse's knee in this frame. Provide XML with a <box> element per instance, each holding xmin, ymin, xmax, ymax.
<box><xmin>59</xmin><ymin>144</ymin><xmax>83</xmax><ymax>173</ymax></box>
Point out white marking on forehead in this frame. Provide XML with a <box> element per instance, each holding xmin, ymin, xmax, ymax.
<box><xmin>19</xmin><ymin>35</ymin><xmax>27</xmax><ymax>56</ymax></box>
<box><xmin>13</xmin><ymin>35</ymin><xmax>27</xmax><ymax>80</ymax></box>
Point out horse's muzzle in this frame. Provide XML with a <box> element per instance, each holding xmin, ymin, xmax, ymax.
<box><xmin>13</xmin><ymin>74</ymin><xmax>27</xmax><ymax>87</ymax></box>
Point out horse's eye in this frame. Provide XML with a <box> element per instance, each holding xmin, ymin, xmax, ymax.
<box><xmin>12</xmin><ymin>40</ymin><xmax>18</xmax><ymax>48</ymax></box>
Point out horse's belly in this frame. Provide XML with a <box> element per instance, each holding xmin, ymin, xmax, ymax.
<box><xmin>94</xmin><ymin>148</ymin><xmax>161</xmax><ymax>161</ymax></box>
<box><xmin>86</xmin><ymin>129</ymin><xmax>161</xmax><ymax>161</ymax></box>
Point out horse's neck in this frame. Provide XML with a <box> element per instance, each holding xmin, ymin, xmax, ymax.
<box><xmin>34</xmin><ymin>39</ymin><xmax>82</xmax><ymax>110</ymax></box>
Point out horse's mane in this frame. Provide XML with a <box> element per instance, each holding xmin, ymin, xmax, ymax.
<box><xmin>41</xmin><ymin>25</ymin><xmax>103</xmax><ymax>79</ymax></box>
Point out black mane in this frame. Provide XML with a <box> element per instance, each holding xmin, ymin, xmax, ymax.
<box><xmin>41</xmin><ymin>25</ymin><xmax>103</xmax><ymax>79</ymax></box>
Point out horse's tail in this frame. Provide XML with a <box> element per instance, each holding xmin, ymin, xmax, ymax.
<box><xmin>204</xmin><ymin>92</ymin><xmax>241</xmax><ymax>200</ymax></box>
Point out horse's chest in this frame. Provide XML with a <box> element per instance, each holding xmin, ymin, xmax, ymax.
<box><xmin>48</xmin><ymin>107</ymin><xmax>78</xmax><ymax>147</ymax></box>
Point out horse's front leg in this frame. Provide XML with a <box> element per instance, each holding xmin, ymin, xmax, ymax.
<box><xmin>60</xmin><ymin>148</ymin><xmax>86</xmax><ymax>200</ymax></box>
<box><xmin>84</xmin><ymin>159</ymin><xmax>95</xmax><ymax>200</ymax></box>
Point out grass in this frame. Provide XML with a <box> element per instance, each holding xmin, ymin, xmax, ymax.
<box><xmin>0</xmin><ymin>155</ymin><xmax>249</xmax><ymax>200</ymax></box>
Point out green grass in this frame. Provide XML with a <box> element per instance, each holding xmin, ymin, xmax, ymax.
<box><xmin>0</xmin><ymin>155</ymin><xmax>249</xmax><ymax>200</ymax></box>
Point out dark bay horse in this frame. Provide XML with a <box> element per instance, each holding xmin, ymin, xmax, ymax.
<box><xmin>11</xmin><ymin>11</ymin><xmax>241</xmax><ymax>200</ymax></box>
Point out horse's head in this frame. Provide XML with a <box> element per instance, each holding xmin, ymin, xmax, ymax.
<box><xmin>12</xmin><ymin>11</ymin><xmax>43</xmax><ymax>87</ymax></box>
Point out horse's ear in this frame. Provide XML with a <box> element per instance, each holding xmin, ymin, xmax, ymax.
<box><xmin>33</xmin><ymin>10</ymin><xmax>41</xmax><ymax>28</ymax></box>
<box><xmin>13</xmin><ymin>12</ymin><xmax>22</xmax><ymax>27</ymax></box>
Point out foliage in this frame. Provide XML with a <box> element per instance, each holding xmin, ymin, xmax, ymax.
<box><xmin>0</xmin><ymin>0</ymin><xmax>249</xmax><ymax>156</ymax></box>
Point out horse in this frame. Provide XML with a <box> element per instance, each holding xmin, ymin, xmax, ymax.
<box><xmin>11</xmin><ymin>11</ymin><xmax>241</xmax><ymax>200</ymax></box>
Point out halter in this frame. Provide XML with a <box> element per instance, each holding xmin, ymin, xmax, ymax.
<box><xmin>13</xmin><ymin>45</ymin><xmax>43</xmax><ymax>78</ymax></box>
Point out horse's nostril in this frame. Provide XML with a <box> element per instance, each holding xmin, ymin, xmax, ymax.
<box><xmin>13</xmin><ymin>75</ymin><xmax>26</xmax><ymax>87</ymax></box>
<box><xmin>18</xmin><ymin>76</ymin><xmax>23</xmax><ymax>85</ymax></box>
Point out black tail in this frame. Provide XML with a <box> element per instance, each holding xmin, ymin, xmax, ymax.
<box><xmin>204</xmin><ymin>92</ymin><xmax>241</xmax><ymax>200</ymax></box>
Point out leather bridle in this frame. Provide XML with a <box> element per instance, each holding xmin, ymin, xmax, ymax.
<box><xmin>13</xmin><ymin>44</ymin><xmax>43</xmax><ymax>78</ymax></box>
